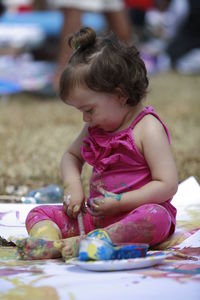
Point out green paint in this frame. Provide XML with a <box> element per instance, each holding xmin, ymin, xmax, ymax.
<box><xmin>104</xmin><ymin>192</ymin><xmax>122</xmax><ymax>201</ymax></box>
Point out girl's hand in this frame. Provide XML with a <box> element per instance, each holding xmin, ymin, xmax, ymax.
<box><xmin>87</xmin><ymin>187</ymin><xmax>122</xmax><ymax>217</ymax></box>
<box><xmin>63</xmin><ymin>194</ymin><xmax>84</xmax><ymax>218</ymax></box>
<box><xmin>63</xmin><ymin>185</ymin><xmax>85</xmax><ymax>219</ymax></box>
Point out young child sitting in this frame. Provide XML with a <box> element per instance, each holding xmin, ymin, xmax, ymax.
<box><xmin>17</xmin><ymin>27</ymin><xmax>178</xmax><ymax>260</ymax></box>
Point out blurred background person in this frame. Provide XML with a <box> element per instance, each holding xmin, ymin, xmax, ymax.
<box><xmin>49</xmin><ymin>0</ymin><xmax>133</xmax><ymax>90</ymax></box>
<box><xmin>166</xmin><ymin>0</ymin><xmax>200</xmax><ymax>74</ymax></box>
<box><xmin>140</xmin><ymin>0</ymin><xmax>200</xmax><ymax>75</ymax></box>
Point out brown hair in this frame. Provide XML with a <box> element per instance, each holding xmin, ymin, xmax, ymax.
<box><xmin>59</xmin><ymin>27</ymin><xmax>149</xmax><ymax>106</ymax></box>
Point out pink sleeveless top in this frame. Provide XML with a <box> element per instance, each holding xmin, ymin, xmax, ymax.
<box><xmin>81</xmin><ymin>106</ymin><xmax>176</xmax><ymax>233</ymax></box>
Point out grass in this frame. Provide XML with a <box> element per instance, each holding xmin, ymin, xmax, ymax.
<box><xmin>0</xmin><ymin>71</ymin><xmax>199</xmax><ymax>195</ymax></box>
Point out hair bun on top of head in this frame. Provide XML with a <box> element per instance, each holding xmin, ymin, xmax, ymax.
<box><xmin>68</xmin><ymin>27</ymin><xmax>96</xmax><ymax>50</ymax></box>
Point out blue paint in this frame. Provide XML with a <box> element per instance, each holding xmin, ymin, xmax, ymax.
<box><xmin>104</xmin><ymin>192</ymin><xmax>122</xmax><ymax>201</ymax></box>
<box><xmin>79</xmin><ymin>229</ymin><xmax>149</xmax><ymax>261</ymax></box>
<box><xmin>87</xmin><ymin>229</ymin><xmax>113</xmax><ymax>245</ymax></box>
<box><xmin>112</xmin><ymin>244</ymin><xmax>148</xmax><ymax>259</ymax></box>
<box><xmin>79</xmin><ymin>237</ymin><xmax>114</xmax><ymax>261</ymax></box>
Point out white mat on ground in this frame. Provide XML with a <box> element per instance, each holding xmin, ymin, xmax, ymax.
<box><xmin>0</xmin><ymin>177</ymin><xmax>200</xmax><ymax>300</ymax></box>
<box><xmin>1</xmin><ymin>176</ymin><xmax>199</xmax><ymax>241</ymax></box>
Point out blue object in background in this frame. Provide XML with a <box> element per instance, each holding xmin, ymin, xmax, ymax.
<box><xmin>26</xmin><ymin>184</ymin><xmax>63</xmax><ymax>203</ymax></box>
<box><xmin>0</xmin><ymin>80</ymin><xmax>21</xmax><ymax>95</ymax></box>
<box><xmin>0</xmin><ymin>11</ymin><xmax>107</xmax><ymax>95</ymax></box>
<box><xmin>82</xmin><ymin>12</ymin><xmax>106</xmax><ymax>33</ymax></box>
<box><xmin>0</xmin><ymin>11</ymin><xmax>106</xmax><ymax>36</ymax></box>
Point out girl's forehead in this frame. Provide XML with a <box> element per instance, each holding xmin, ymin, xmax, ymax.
<box><xmin>66</xmin><ymin>86</ymin><xmax>96</xmax><ymax>106</ymax></box>
<box><xmin>69</xmin><ymin>83</ymin><xmax>92</xmax><ymax>96</ymax></box>
<box><xmin>66</xmin><ymin>85</ymin><xmax>116</xmax><ymax>108</ymax></box>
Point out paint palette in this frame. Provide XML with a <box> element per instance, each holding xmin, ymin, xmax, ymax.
<box><xmin>69</xmin><ymin>252</ymin><xmax>167</xmax><ymax>272</ymax></box>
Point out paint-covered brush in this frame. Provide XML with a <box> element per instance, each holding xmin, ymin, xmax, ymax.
<box><xmin>77</xmin><ymin>212</ymin><xmax>85</xmax><ymax>236</ymax></box>
<box><xmin>64</xmin><ymin>193</ymin><xmax>85</xmax><ymax>236</ymax></box>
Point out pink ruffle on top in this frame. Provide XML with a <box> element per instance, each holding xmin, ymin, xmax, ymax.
<box><xmin>81</xmin><ymin>106</ymin><xmax>176</xmax><ymax>233</ymax></box>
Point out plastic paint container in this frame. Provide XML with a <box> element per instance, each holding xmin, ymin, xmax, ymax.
<box><xmin>112</xmin><ymin>243</ymin><xmax>148</xmax><ymax>259</ymax></box>
<box><xmin>79</xmin><ymin>237</ymin><xmax>114</xmax><ymax>261</ymax></box>
<box><xmin>79</xmin><ymin>229</ymin><xmax>149</xmax><ymax>261</ymax></box>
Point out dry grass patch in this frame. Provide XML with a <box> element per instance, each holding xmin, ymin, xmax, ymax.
<box><xmin>0</xmin><ymin>72</ymin><xmax>199</xmax><ymax>194</ymax></box>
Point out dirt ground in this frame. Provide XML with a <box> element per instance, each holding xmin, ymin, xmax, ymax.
<box><xmin>0</xmin><ymin>71</ymin><xmax>199</xmax><ymax>195</ymax></box>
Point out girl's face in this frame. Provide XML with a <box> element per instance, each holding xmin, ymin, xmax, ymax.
<box><xmin>65</xmin><ymin>86</ymin><xmax>129</xmax><ymax>132</ymax></box>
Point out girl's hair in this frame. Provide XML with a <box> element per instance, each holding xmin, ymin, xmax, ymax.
<box><xmin>59</xmin><ymin>27</ymin><xmax>149</xmax><ymax>106</ymax></box>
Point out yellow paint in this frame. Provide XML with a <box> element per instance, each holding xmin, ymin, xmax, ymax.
<box><xmin>68</xmin><ymin>291</ymin><xmax>76</xmax><ymax>300</ymax></box>
<box><xmin>97</xmin><ymin>229</ymin><xmax>110</xmax><ymax>240</ymax></box>
<box><xmin>29</xmin><ymin>220</ymin><xmax>61</xmax><ymax>240</ymax></box>
<box><xmin>1</xmin><ymin>285</ymin><xmax>59</xmax><ymax>300</ymax></box>
<box><xmin>87</xmin><ymin>244</ymin><xmax>97</xmax><ymax>259</ymax></box>
<box><xmin>0</xmin><ymin>259</ymin><xmax>42</xmax><ymax>268</ymax></box>
<box><xmin>1</xmin><ymin>275</ymin><xmax>76</xmax><ymax>300</ymax></box>
<box><xmin>155</xmin><ymin>230</ymin><xmax>191</xmax><ymax>250</ymax></box>
<box><xmin>177</xmin><ymin>207</ymin><xmax>200</xmax><ymax>230</ymax></box>
<box><xmin>0</xmin><ymin>276</ymin><xmax>60</xmax><ymax>300</ymax></box>
<box><xmin>155</xmin><ymin>207</ymin><xmax>200</xmax><ymax>250</ymax></box>
<box><xmin>88</xmin><ymin>229</ymin><xmax>111</xmax><ymax>242</ymax></box>
<box><xmin>53</xmin><ymin>240</ymin><xmax>63</xmax><ymax>250</ymax></box>
<box><xmin>0</xmin><ymin>247</ymin><xmax>17</xmax><ymax>261</ymax></box>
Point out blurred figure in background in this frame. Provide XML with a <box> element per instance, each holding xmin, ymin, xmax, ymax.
<box><xmin>125</xmin><ymin>0</ymin><xmax>154</xmax><ymax>44</ymax></box>
<box><xmin>50</xmin><ymin>0</ymin><xmax>133</xmax><ymax>89</ymax></box>
<box><xmin>0</xmin><ymin>0</ymin><xmax>5</xmax><ymax>16</ymax></box>
<box><xmin>166</xmin><ymin>0</ymin><xmax>200</xmax><ymax>74</ymax></box>
<box><xmin>141</xmin><ymin>0</ymin><xmax>200</xmax><ymax>75</ymax></box>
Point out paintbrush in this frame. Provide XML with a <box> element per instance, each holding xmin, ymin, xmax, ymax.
<box><xmin>77</xmin><ymin>212</ymin><xmax>85</xmax><ymax>236</ymax></box>
<box><xmin>64</xmin><ymin>194</ymin><xmax>85</xmax><ymax>236</ymax></box>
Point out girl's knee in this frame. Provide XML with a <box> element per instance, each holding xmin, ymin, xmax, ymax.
<box><xmin>133</xmin><ymin>204</ymin><xmax>171</xmax><ymax>223</ymax></box>
<box><xmin>25</xmin><ymin>205</ymin><xmax>64</xmax><ymax>235</ymax></box>
<box><xmin>29</xmin><ymin>220</ymin><xmax>62</xmax><ymax>240</ymax></box>
<box><xmin>141</xmin><ymin>204</ymin><xmax>171</xmax><ymax>245</ymax></box>
<box><xmin>125</xmin><ymin>204</ymin><xmax>172</xmax><ymax>245</ymax></box>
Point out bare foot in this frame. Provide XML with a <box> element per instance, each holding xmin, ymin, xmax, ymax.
<box><xmin>16</xmin><ymin>236</ymin><xmax>83</xmax><ymax>261</ymax></box>
<box><xmin>54</xmin><ymin>236</ymin><xmax>81</xmax><ymax>261</ymax></box>
<box><xmin>16</xmin><ymin>237</ymin><xmax>61</xmax><ymax>260</ymax></box>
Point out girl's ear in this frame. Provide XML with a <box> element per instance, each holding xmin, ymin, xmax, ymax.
<box><xmin>115</xmin><ymin>87</ymin><xmax>128</xmax><ymax>106</ymax></box>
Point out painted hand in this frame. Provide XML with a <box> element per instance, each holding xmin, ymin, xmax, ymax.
<box><xmin>87</xmin><ymin>187</ymin><xmax>122</xmax><ymax>216</ymax></box>
<box><xmin>63</xmin><ymin>194</ymin><xmax>84</xmax><ymax>219</ymax></box>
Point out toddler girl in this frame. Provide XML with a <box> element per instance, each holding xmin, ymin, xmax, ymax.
<box><xmin>17</xmin><ymin>27</ymin><xmax>178</xmax><ymax>260</ymax></box>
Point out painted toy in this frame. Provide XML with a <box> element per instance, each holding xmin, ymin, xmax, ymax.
<box><xmin>79</xmin><ymin>229</ymin><xmax>149</xmax><ymax>261</ymax></box>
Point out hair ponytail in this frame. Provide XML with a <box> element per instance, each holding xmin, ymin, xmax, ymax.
<box><xmin>68</xmin><ymin>27</ymin><xmax>96</xmax><ymax>51</ymax></box>
<box><xmin>60</xmin><ymin>27</ymin><xmax>148</xmax><ymax>106</ymax></box>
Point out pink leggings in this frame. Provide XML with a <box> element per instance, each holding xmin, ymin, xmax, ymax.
<box><xmin>26</xmin><ymin>204</ymin><xmax>173</xmax><ymax>246</ymax></box>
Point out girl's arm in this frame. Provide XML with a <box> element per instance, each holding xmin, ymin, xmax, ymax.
<box><xmin>117</xmin><ymin>115</ymin><xmax>178</xmax><ymax>211</ymax></box>
<box><xmin>90</xmin><ymin>115</ymin><xmax>178</xmax><ymax>216</ymax></box>
<box><xmin>119</xmin><ymin>114</ymin><xmax>178</xmax><ymax>212</ymax></box>
<box><xmin>60</xmin><ymin>124</ymin><xmax>88</xmax><ymax>218</ymax></box>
